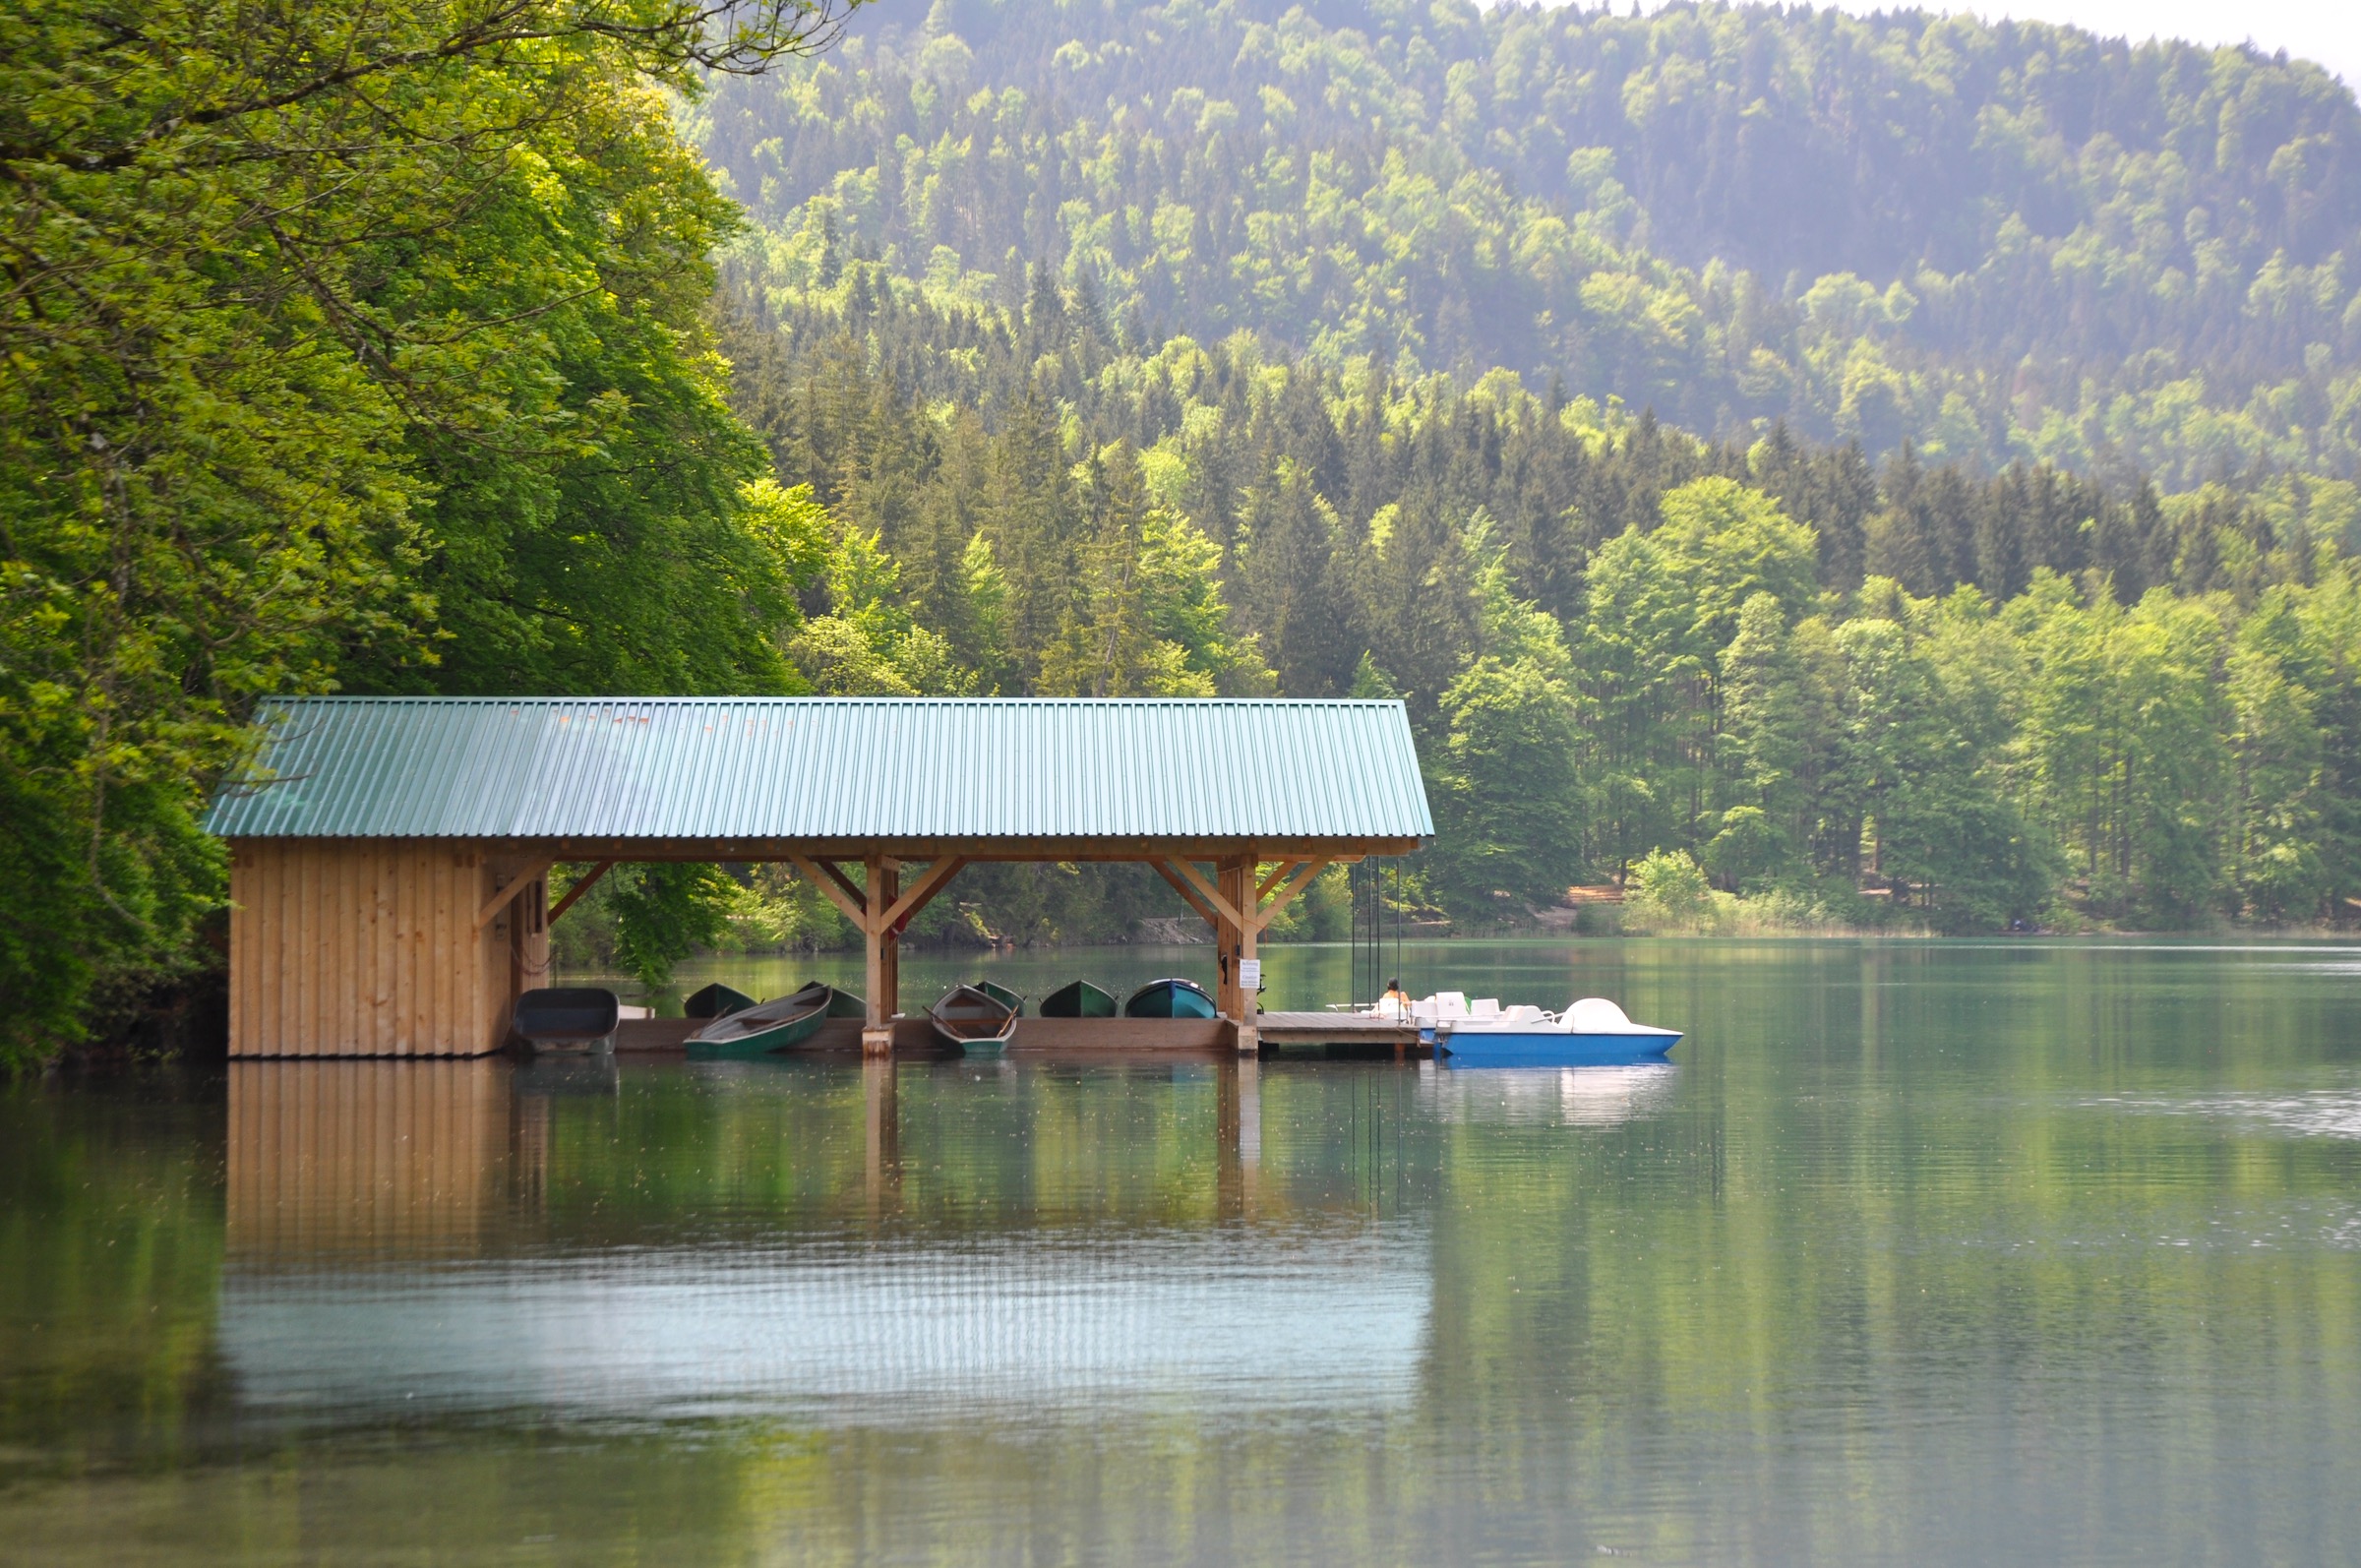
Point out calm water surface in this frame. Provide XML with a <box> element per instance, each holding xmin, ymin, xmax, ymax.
<box><xmin>4</xmin><ymin>939</ymin><xmax>2360</xmax><ymax>1564</ymax></box>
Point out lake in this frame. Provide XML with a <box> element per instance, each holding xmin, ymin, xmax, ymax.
<box><xmin>3</xmin><ymin>939</ymin><xmax>2358</xmax><ymax>1564</ymax></box>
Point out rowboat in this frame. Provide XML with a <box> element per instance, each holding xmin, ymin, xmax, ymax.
<box><xmin>1039</xmin><ymin>979</ymin><xmax>1119</xmax><ymax>1018</ymax></box>
<box><xmin>683</xmin><ymin>982</ymin><xmax>756</xmax><ymax>1020</ymax></box>
<box><xmin>685</xmin><ymin>982</ymin><xmax>831</xmax><ymax>1057</ymax></box>
<box><xmin>1123</xmin><ymin>977</ymin><xmax>1217</xmax><ymax>1019</ymax></box>
<box><xmin>978</xmin><ymin>979</ymin><xmax>1027</xmax><ymax>1016</ymax></box>
<box><xmin>930</xmin><ymin>984</ymin><xmax>1020</xmax><ymax>1055</ymax></box>
<box><xmin>824</xmin><ymin>987</ymin><xmax>867</xmax><ymax>1019</ymax></box>
<box><xmin>513</xmin><ymin>988</ymin><xmax>620</xmax><ymax>1054</ymax></box>
<box><xmin>1436</xmin><ymin>995</ymin><xmax>1681</xmax><ymax>1067</ymax></box>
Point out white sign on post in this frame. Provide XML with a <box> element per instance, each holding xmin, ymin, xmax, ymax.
<box><xmin>1237</xmin><ymin>959</ymin><xmax>1262</xmax><ymax>993</ymax></box>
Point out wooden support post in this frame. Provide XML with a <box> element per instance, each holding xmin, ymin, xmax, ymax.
<box><xmin>880</xmin><ymin>857</ymin><xmax>899</xmax><ymax>1031</ymax></box>
<box><xmin>861</xmin><ymin>853</ymin><xmax>899</xmax><ymax>1056</ymax></box>
<box><xmin>1237</xmin><ymin>863</ymin><xmax>1259</xmax><ymax>1055</ymax></box>
<box><xmin>1219</xmin><ymin>855</ymin><xmax>1258</xmax><ymax>1053</ymax></box>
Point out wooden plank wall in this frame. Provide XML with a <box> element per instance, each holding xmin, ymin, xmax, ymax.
<box><xmin>227</xmin><ymin>840</ymin><xmax>529</xmax><ymax>1056</ymax></box>
<box><xmin>225</xmin><ymin>1059</ymin><xmax>515</xmax><ymax>1260</ymax></box>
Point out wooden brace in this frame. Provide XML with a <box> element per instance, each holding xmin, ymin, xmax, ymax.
<box><xmin>474</xmin><ymin>859</ymin><xmax>555</xmax><ymax>930</ymax></box>
<box><xmin>546</xmin><ymin>860</ymin><xmax>615</xmax><ymax>925</ymax></box>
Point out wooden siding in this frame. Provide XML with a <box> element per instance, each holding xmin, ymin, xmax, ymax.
<box><xmin>228</xmin><ymin>840</ymin><xmax>543</xmax><ymax>1056</ymax></box>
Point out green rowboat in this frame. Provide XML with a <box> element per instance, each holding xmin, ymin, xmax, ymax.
<box><xmin>686</xmin><ymin>982</ymin><xmax>830</xmax><ymax>1057</ymax></box>
<box><xmin>1123</xmin><ymin>978</ymin><xmax>1218</xmax><ymax>1019</ymax></box>
<box><xmin>977</xmin><ymin>979</ymin><xmax>1026</xmax><ymax>1016</ymax></box>
<box><xmin>1039</xmin><ymin>980</ymin><xmax>1118</xmax><ymax>1018</ymax></box>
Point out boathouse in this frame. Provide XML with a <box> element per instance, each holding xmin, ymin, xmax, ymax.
<box><xmin>206</xmin><ymin>697</ymin><xmax>1432</xmax><ymax>1057</ymax></box>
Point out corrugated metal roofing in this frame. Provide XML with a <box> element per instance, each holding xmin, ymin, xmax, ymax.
<box><xmin>205</xmin><ymin>697</ymin><xmax>1434</xmax><ymax>843</ymax></box>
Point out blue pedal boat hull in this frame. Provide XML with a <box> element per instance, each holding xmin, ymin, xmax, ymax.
<box><xmin>1439</xmin><ymin>1030</ymin><xmax>1680</xmax><ymax>1068</ymax></box>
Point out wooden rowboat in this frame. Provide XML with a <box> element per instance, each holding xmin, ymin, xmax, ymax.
<box><xmin>1039</xmin><ymin>979</ymin><xmax>1118</xmax><ymax>1018</ymax></box>
<box><xmin>978</xmin><ymin>979</ymin><xmax>1026</xmax><ymax>1016</ymax></box>
<box><xmin>1123</xmin><ymin>978</ymin><xmax>1218</xmax><ymax>1019</ymax></box>
<box><xmin>824</xmin><ymin>986</ymin><xmax>867</xmax><ymax>1019</ymax></box>
<box><xmin>686</xmin><ymin>982</ymin><xmax>830</xmax><ymax>1057</ymax></box>
<box><xmin>930</xmin><ymin>983</ymin><xmax>1019</xmax><ymax>1055</ymax></box>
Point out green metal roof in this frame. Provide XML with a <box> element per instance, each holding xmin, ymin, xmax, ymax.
<box><xmin>205</xmin><ymin>697</ymin><xmax>1433</xmax><ymax>844</ymax></box>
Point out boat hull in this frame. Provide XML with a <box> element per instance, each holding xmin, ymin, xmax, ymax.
<box><xmin>1039</xmin><ymin>981</ymin><xmax>1118</xmax><ymax>1018</ymax></box>
<box><xmin>1124</xmin><ymin>979</ymin><xmax>1217</xmax><ymax>1019</ymax></box>
<box><xmin>686</xmin><ymin>1007</ymin><xmax>827</xmax><ymax>1058</ymax></box>
<box><xmin>1439</xmin><ymin>1030</ymin><xmax>1680</xmax><ymax>1068</ymax></box>
<box><xmin>513</xmin><ymin>988</ymin><xmax>620</xmax><ymax>1054</ymax></box>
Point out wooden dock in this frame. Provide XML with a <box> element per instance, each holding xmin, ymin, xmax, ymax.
<box><xmin>613</xmin><ymin>1012</ymin><xmax>1423</xmax><ymax>1056</ymax></box>
<box><xmin>1249</xmin><ymin>1011</ymin><xmax>1424</xmax><ymax>1053</ymax></box>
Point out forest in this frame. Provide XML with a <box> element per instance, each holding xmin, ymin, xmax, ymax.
<box><xmin>704</xmin><ymin>0</ymin><xmax>2361</xmax><ymax>485</ymax></box>
<box><xmin>6</xmin><ymin>0</ymin><xmax>2361</xmax><ymax>1068</ymax></box>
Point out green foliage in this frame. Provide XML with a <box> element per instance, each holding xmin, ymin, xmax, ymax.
<box><xmin>705</xmin><ymin>0</ymin><xmax>2361</xmax><ymax>485</ymax></box>
<box><xmin>1623</xmin><ymin>849</ymin><xmax>1715</xmax><ymax>932</ymax></box>
<box><xmin>0</xmin><ymin>0</ymin><xmax>850</xmax><ymax>1063</ymax></box>
<box><xmin>607</xmin><ymin>864</ymin><xmax>744</xmax><ymax>992</ymax></box>
<box><xmin>712</xmin><ymin>241</ymin><xmax>2361</xmax><ymax>934</ymax></box>
<box><xmin>1429</xmin><ymin>656</ymin><xmax>1583</xmax><ymax>919</ymax></box>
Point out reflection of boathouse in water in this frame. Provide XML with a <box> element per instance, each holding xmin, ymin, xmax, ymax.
<box><xmin>207</xmin><ymin>697</ymin><xmax>1432</xmax><ymax>1058</ymax></box>
<box><xmin>220</xmin><ymin>1060</ymin><xmax>1432</xmax><ymax>1421</ymax></box>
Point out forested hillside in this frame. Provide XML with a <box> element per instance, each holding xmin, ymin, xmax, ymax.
<box><xmin>716</xmin><ymin>272</ymin><xmax>2361</xmax><ymax>940</ymax></box>
<box><xmin>700</xmin><ymin>0</ymin><xmax>2361</xmax><ymax>484</ymax></box>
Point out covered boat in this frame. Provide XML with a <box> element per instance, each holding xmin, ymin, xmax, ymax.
<box><xmin>1039</xmin><ymin>980</ymin><xmax>1119</xmax><ymax>1018</ymax></box>
<box><xmin>683</xmin><ymin>982</ymin><xmax>756</xmax><ymax>1020</ymax></box>
<box><xmin>1436</xmin><ymin>995</ymin><xmax>1681</xmax><ymax>1067</ymax></box>
<box><xmin>930</xmin><ymin>984</ymin><xmax>1019</xmax><ymax>1055</ymax></box>
<box><xmin>1124</xmin><ymin>978</ymin><xmax>1217</xmax><ymax>1019</ymax></box>
<box><xmin>685</xmin><ymin>982</ymin><xmax>831</xmax><ymax>1058</ymax></box>
<box><xmin>512</xmin><ymin>988</ymin><xmax>620</xmax><ymax>1054</ymax></box>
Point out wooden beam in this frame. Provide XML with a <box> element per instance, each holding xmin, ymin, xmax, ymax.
<box><xmin>545</xmin><ymin>860</ymin><xmax>615</xmax><ymax>925</ymax></box>
<box><xmin>1165</xmin><ymin>857</ymin><xmax>1244</xmax><ymax>929</ymax></box>
<box><xmin>789</xmin><ymin>854</ymin><xmax>872</xmax><ymax>928</ymax></box>
<box><xmin>1255</xmin><ymin>860</ymin><xmax>1302</xmax><ymax>902</ymax></box>
<box><xmin>1254</xmin><ymin>857</ymin><xmax>1332</xmax><ymax>932</ymax></box>
<box><xmin>1150</xmin><ymin>859</ymin><xmax>1223</xmax><ymax>930</ymax></box>
<box><xmin>879</xmin><ymin>856</ymin><xmax>967</xmax><ymax>934</ymax></box>
<box><xmin>473</xmin><ymin>858</ymin><xmax>554</xmax><ymax>931</ymax></box>
<box><xmin>818</xmin><ymin>857</ymin><xmax>876</xmax><ymax>919</ymax></box>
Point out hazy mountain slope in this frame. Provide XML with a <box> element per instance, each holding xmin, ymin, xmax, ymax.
<box><xmin>695</xmin><ymin>0</ymin><xmax>2361</xmax><ymax>485</ymax></box>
